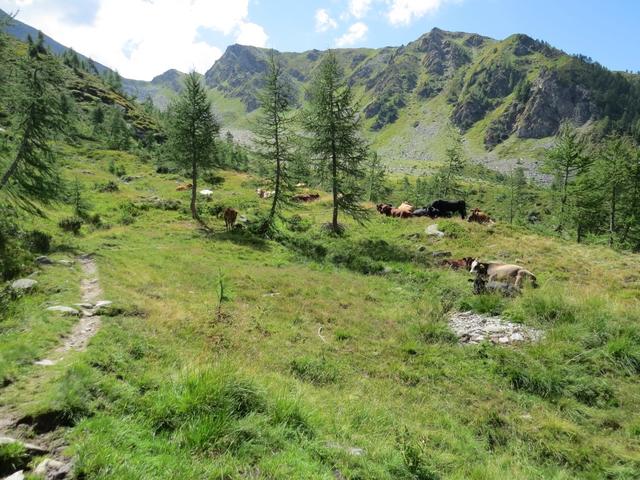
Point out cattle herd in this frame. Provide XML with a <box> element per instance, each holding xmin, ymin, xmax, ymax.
<box><xmin>376</xmin><ymin>199</ymin><xmax>489</xmax><ymax>222</ymax></box>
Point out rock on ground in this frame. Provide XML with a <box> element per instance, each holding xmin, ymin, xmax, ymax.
<box><xmin>449</xmin><ymin>311</ymin><xmax>543</xmax><ymax>345</ymax></box>
<box><xmin>426</xmin><ymin>224</ymin><xmax>445</xmax><ymax>238</ymax></box>
<box><xmin>36</xmin><ymin>256</ymin><xmax>54</xmax><ymax>266</ymax></box>
<box><xmin>4</xmin><ymin>471</ymin><xmax>25</xmax><ymax>480</ymax></box>
<box><xmin>11</xmin><ymin>279</ymin><xmax>38</xmax><ymax>291</ymax></box>
<box><xmin>34</xmin><ymin>458</ymin><xmax>72</xmax><ymax>479</ymax></box>
<box><xmin>45</xmin><ymin>306</ymin><xmax>80</xmax><ymax>316</ymax></box>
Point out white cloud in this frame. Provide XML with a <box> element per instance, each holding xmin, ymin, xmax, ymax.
<box><xmin>315</xmin><ymin>8</ymin><xmax>338</xmax><ymax>32</ymax></box>
<box><xmin>349</xmin><ymin>0</ymin><xmax>373</xmax><ymax>19</ymax></box>
<box><xmin>335</xmin><ymin>22</ymin><xmax>368</xmax><ymax>47</ymax></box>
<box><xmin>0</xmin><ymin>0</ymin><xmax>268</xmax><ymax>80</ymax></box>
<box><xmin>386</xmin><ymin>0</ymin><xmax>449</xmax><ymax>26</ymax></box>
<box><xmin>235</xmin><ymin>22</ymin><xmax>268</xmax><ymax>47</ymax></box>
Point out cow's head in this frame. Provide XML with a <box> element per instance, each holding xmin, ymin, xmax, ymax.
<box><xmin>470</xmin><ymin>260</ymin><xmax>488</xmax><ymax>275</ymax></box>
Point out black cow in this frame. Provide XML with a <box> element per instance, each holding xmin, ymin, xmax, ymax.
<box><xmin>412</xmin><ymin>207</ymin><xmax>430</xmax><ymax>217</ymax></box>
<box><xmin>427</xmin><ymin>200</ymin><xmax>467</xmax><ymax>219</ymax></box>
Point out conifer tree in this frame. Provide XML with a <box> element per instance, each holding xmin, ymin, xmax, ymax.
<box><xmin>435</xmin><ymin>124</ymin><xmax>466</xmax><ymax>198</ymax></box>
<box><xmin>0</xmin><ymin>29</ymin><xmax>65</xmax><ymax>213</ymax></box>
<box><xmin>365</xmin><ymin>152</ymin><xmax>390</xmax><ymax>203</ymax></box>
<box><xmin>543</xmin><ymin>123</ymin><xmax>590</xmax><ymax>231</ymax></box>
<box><xmin>168</xmin><ymin>72</ymin><xmax>219</xmax><ymax>222</ymax></box>
<box><xmin>302</xmin><ymin>51</ymin><xmax>369</xmax><ymax>233</ymax></box>
<box><xmin>253</xmin><ymin>51</ymin><xmax>296</xmax><ymax>235</ymax></box>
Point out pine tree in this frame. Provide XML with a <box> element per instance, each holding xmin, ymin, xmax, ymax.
<box><xmin>507</xmin><ymin>160</ymin><xmax>528</xmax><ymax>224</ymax></box>
<box><xmin>302</xmin><ymin>51</ymin><xmax>369</xmax><ymax>233</ymax></box>
<box><xmin>168</xmin><ymin>72</ymin><xmax>219</xmax><ymax>222</ymax></box>
<box><xmin>434</xmin><ymin>124</ymin><xmax>466</xmax><ymax>198</ymax></box>
<box><xmin>0</xmin><ymin>30</ymin><xmax>65</xmax><ymax>213</ymax></box>
<box><xmin>543</xmin><ymin>123</ymin><xmax>590</xmax><ymax>232</ymax></box>
<box><xmin>107</xmin><ymin>107</ymin><xmax>131</xmax><ymax>150</ymax></box>
<box><xmin>365</xmin><ymin>152</ymin><xmax>390</xmax><ymax>202</ymax></box>
<box><xmin>594</xmin><ymin>135</ymin><xmax>633</xmax><ymax>247</ymax></box>
<box><xmin>253</xmin><ymin>51</ymin><xmax>296</xmax><ymax>235</ymax></box>
<box><xmin>69</xmin><ymin>177</ymin><xmax>91</xmax><ymax>219</ymax></box>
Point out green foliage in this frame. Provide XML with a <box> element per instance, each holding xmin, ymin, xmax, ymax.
<box><xmin>0</xmin><ymin>32</ymin><xmax>66</xmax><ymax>213</ymax></box>
<box><xmin>253</xmin><ymin>51</ymin><xmax>297</xmax><ymax>235</ymax></box>
<box><xmin>23</xmin><ymin>229</ymin><xmax>51</xmax><ymax>253</ymax></box>
<box><xmin>431</xmin><ymin>124</ymin><xmax>467</xmax><ymax>198</ymax></box>
<box><xmin>58</xmin><ymin>216</ymin><xmax>83</xmax><ymax>235</ymax></box>
<box><xmin>168</xmin><ymin>71</ymin><xmax>220</xmax><ymax>220</ymax></box>
<box><xmin>303</xmin><ymin>51</ymin><xmax>370</xmax><ymax>233</ymax></box>
<box><xmin>0</xmin><ymin>441</ymin><xmax>28</xmax><ymax>477</ymax></box>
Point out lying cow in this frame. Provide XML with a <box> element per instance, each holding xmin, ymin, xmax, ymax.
<box><xmin>176</xmin><ymin>183</ymin><xmax>192</xmax><ymax>191</ymax></box>
<box><xmin>377</xmin><ymin>203</ymin><xmax>393</xmax><ymax>216</ymax></box>
<box><xmin>470</xmin><ymin>259</ymin><xmax>538</xmax><ymax>289</ymax></box>
<box><xmin>427</xmin><ymin>200</ymin><xmax>467</xmax><ymax>219</ymax></box>
<box><xmin>391</xmin><ymin>208</ymin><xmax>413</xmax><ymax>218</ymax></box>
<box><xmin>397</xmin><ymin>202</ymin><xmax>415</xmax><ymax>214</ymax></box>
<box><xmin>468</xmin><ymin>208</ymin><xmax>494</xmax><ymax>224</ymax></box>
<box><xmin>293</xmin><ymin>193</ymin><xmax>320</xmax><ymax>202</ymax></box>
<box><xmin>441</xmin><ymin>257</ymin><xmax>474</xmax><ymax>270</ymax></box>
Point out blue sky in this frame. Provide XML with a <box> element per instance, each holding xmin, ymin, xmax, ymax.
<box><xmin>0</xmin><ymin>0</ymin><xmax>637</xmax><ymax>80</ymax></box>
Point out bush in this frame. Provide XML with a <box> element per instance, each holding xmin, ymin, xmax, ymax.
<box><xmin>287</xmin><ymin>215</ymin><xmax>312</xmax><ymax>233</ymax></box>
<box><xmin>290</xmin><ymin>356</ymin><xmax>340</xmax><ymax>385</ymax></box>
<box><xmin>108</xmin><ymin>159</ymin><xmax>126</xmax><ymax>177</ymax></box>
<box><xmin>23</xmin><ymin>229</ymin><xmax>51</xmax><ymax>253</ymax></box>
<box><xmin>95</xmin><ymin>181</ymin><xmax>119</xmax><ymax>193</ymax></box>
<box><xmin>119</xmin><ymin>202</ymin><xmax>141</xmax><ymax>225</ymax></box>
<box><xmin>58</xmin><ymin>217</ymin><xmax>83</xmax><ymax>235</ymax></box>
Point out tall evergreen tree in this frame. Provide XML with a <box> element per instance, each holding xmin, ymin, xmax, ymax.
<box><xmin>434</xmin><ymin>124</ymin><xmax>466</xmax><ymax>198</ymax></box>
<box><xmin>507</xmin><ymin>160</ymin><xmax>528</xmax><ymax>224</ymax></box>
<box><xmin>0</xmin><ymin>30</ymin><xmax>65</xmax><ymax>213</ymax></box>
<box><xmin>543</xmin><ymin>123</ymin><xmax>590</xmax><ymax>231</ymax></box>
<box><xmin>365</xmin><ymin>152</ymin><xmax>391</xmax><ymax>203</ymax></box>
<box><xmin>253</xmin><ymin>51</ymin><xmax>296</xmax><ymax>235</ymax></box>
<box><xmin>302</xmin><ymin>51</ymin><xmax>369</xmax><ymax>233</ymax></box>
<box><xmin>168</xmin><ymin>72</ymin><xmax>219</xmax><ymax>222</ymax></box>
<box><xmin>594</xmin><ymin>135</ymin><xmax>633</xmax><ymax>247</ymax></box>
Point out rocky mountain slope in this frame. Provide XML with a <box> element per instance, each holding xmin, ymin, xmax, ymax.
<box><xmin>3</xmin><ymin>8</ymin><xmax>638</xmax><ymax>172</ymax></box>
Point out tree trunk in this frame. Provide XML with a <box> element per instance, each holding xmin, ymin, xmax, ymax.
<box><xmin>268</xmin><ymin>114</ymin><xmax>280</xmax><ymax>226</ymax></box>
<box><xmin>331</xmin><ymin>148</ymin><xmax>339</xmax><ymax>232</ymax></box>
<box><xmin>609</xmin><ymin>186</ymin><xmax>616</xmax><ymax>247</ymax></box>
<box><xmin>190</xmin><ymin>157</ymin><xmax>198</xmax><ymax>221</ymax></box>
<box><xmin>559</xmin><ymin>165</ymin><xmax>569</xmax><ymax>231</ymax></box>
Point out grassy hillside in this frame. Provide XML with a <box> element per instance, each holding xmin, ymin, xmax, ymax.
<box><xmin>2</xmin><ymin>143</ymin><xmax>640</xmax><ymax>479</ymax></box>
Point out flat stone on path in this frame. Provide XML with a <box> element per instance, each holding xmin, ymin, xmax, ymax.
<box><xmin>46</xmin><ymin>306</ymin><xmax>80</xmax><ymax>316</ymax></box>
<box><xmin>0</xmin><ymin>436</ymin><xmax>48</xmax><ymax>454</ymax></box>
<box><xmin>11</xmin><ymin>279</ymin><xmax>38</xmax><ymax>291</ymax></box>
<box><xmin>34</xmin><ymin>359</ymin><xmax>57</xmax><ymax>366</ymax></box>
<box><xmin>34</xmin><ymin>458</ymin><xmax>71</xmax><ymax>479</ymax></box>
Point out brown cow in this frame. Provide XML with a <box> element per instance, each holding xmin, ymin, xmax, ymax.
<box><xmin>223</xmin><ymin>208</ymin><xmax>238</xmax><ymax>231</ymax></box>
<box><xmin>468</xmin><ymin>208</ymin><xmax>494</xmax><ymax>224</ymax></box>
<box><xmin>441</xmin><ymin>257</ymin><xmax>474</xmax><ymax>270</ymax></box>
<box><xmin>376</xmin><ymin>203</ymin><xmax>393</xmax><ymax>216</ymax></box>
<box><xmin>176</xmin><ymin>183</ymin><xmax>192</xmax><ymax>191</ymax></box>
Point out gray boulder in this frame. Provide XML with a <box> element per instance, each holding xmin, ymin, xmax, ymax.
<box><xmin>36</xmin><ymin>256</ymin><xmax>54</xmax><ymax>266</ymax></box>
<box><xmin>34</xmin><ymin>458</ymin><xmax>72</xmax><ymax>479</ymax></box>
<box><xmin>11</xmin><ymin>279</ymin><xmax>38</xmax><ymax>291</ymax></box>
<box><xmin>46</xmin><ymin>306</ymin><xmax>80</xmax><ymax>316</ymax></box>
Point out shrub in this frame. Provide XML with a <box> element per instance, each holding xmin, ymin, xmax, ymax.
<box><xmin>290</xmin><ymin>356</ymin><xmax>340</xmax><ymax>385</ymax></box>
<box><xmin>119</xmin><ymin>202</ymin><xmax>141</xmax><ymax>225</ymax></box>
<box><xmin>95</xmin><ymin>181</ymin><xmax>119</xmax><ymax>193</ymax></box>
<box><xmin>23</xmin><ymin>229</ymin><xmax>51</xmax><ymax>253</ymax></box>
<box><xmin>108</xmin><ymin>159</ymin><xmax>126</xmax><ymax>177</ymax></box>
<box><xmin>58</xmin><ymin>217</ymin><xmax>83</xmax><ymax>235</ymax></box>
<box><xmin>287</xmin><ymin>215</ymin><xmax>312</xmax><ymax>233</ymax></box>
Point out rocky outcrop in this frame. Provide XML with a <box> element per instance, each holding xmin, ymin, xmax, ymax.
<box><xmin>517</xmin><ymin>69</ymin><xmax>595</xmax><ymax>138</ymax></box>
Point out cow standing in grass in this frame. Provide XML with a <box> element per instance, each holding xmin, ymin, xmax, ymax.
<box><xmin>223</xmin><ymin>208</ymin><xmax>238</xmax><ymax>231</ymax></box>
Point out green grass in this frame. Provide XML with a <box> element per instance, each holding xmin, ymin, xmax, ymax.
<box><xmin>1</xmin><ymin>145</ymin><xmax>640</xmax><ymax>478</ymax></box>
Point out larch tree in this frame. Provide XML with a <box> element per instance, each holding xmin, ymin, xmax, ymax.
<box><xmin>253</xmin><ymin>51</ymin><xmax>296</xmax><ymax>235</ymax></box>
<box><xmin>302</xmin><ymin>51</ymin><xmax>369</xmax><ymax>234</ymax></box>
<box><xmin>433</xmin><ymin>124</ymin><xmax>466</xmax><ymax>198</ymax></box>
<box><xmin>168</xmin><ymin>72</ymin><xmax>219</xmax><ymax>223</ymax></box>
<box><xmin>543</xmin><ymin>123</ymin><xmax>590</xmax><ymax>232</ymax></box>
<box><xmin>0</xmin><ymin>29</ymin><xmax>66</xmax><ymax>213</ymax></box>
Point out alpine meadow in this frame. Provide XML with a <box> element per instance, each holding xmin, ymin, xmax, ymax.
<box><xmin>1</xmin><ymin>2</ymin><xmax>640</xmax><ymax>479</ymax></box>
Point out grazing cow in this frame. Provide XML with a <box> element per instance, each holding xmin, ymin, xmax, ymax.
<box><xmin>427</xmin><ymin>200</ymin><xmax>467</xmax><ymax>219</ymax></box>
<box><xmin>176</xmin><ymin>183</ymin><xmax>192</xmax><ymax>191</ymax></box>
<box><xmin>470</xmin><ymin>260</ymin><xmax>538</xmax><ymax>289</ymax></box>
<box><xmin>200</xmin><ymin>189</ymin><xmax>213</xmax><ymax>199</ymax></box>
<box><xmin>468</xmin><ymin>208</ymin><xmax>494</xmax><ymax>224</ymax></box>
<box><xmin>223</xmin><ymin>208</ymin><xmax>238</xmax><ymax>231</ymax></box>
<box><xmin>441</xmin><ymin>257</ymin><xmax>474</xmax><ymax>270</ymax></box>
